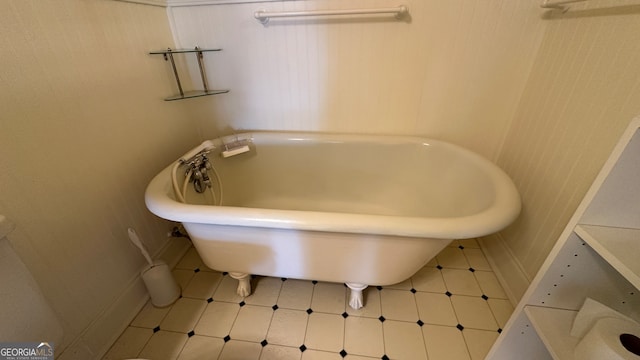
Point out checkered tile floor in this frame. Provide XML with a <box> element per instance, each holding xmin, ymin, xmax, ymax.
<box><xmin>103</xmin><ymin>239</ymin><xmax>512</xmax><ymax>360</ymax></box>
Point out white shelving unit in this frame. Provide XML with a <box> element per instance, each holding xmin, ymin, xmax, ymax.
<box><xmin>486</xmin><ymin>116</ymin><xmax>640</xmax><ymax>360</ymax></box>
<box><xmin>524</xmin><ymin>306</ymin><xmax>579</xmax><ymax>359</ymax></box>
<box><xmin>575</xmin><ymin>225</ymin><xmax>640</xmax><ymax>289</ymax></box>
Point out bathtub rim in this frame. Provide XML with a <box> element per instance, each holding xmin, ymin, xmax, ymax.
<box><xmin>145</xmin><ymin>131</ymin><xmax>521</xmax><ymax>240</ymax></box>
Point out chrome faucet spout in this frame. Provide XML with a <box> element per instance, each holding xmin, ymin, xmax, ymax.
<box><xmin>185</xmin><ymin>151</ymin><xmax>214</xmax><ymax>194</ymax></box>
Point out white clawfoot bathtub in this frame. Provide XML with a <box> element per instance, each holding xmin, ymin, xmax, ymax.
<box><xmin>145</xmin><ymin>132</ymin><xmax>521</xmax><ymax>309</ymax></box>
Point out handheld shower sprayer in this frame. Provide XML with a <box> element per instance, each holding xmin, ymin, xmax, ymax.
<box><xmin>171</xmin><ymin>140</ymin><xmax>222</xmax><ymax>204</ymax></box>
<box><xmin>179</xmin><ymin>140</ymin><xmax>216</xmax><ymax>163</ymax></box>
<box><xmin>170</xmin><ymin>135</ymin><xmax>252</xmax><ymax>205</ymax></box>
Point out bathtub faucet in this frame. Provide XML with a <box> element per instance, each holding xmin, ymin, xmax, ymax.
<box><xmin>183</xmin><ymin>151</ymin><xmax>212</xmax><ymax>193</ymax></box>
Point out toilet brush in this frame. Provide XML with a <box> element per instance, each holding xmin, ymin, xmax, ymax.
<box><xmin>128</xmin><ymin>228</ymin><xmax>180</xmax><ymax>307</ymax></box>
<box><xmin>127</xmin><ymin>228</ymin><xmax>154</xmax><ymax>266</ymax></box>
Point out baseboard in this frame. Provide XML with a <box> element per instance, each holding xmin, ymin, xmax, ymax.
<box><xmin>57</xmin><ymin>237</ymin><xmax>191</xmax><ymax>360</ymax></box>
<box><xmin>479</xmin><ymin>233</ymin><xmax>531</xmax><ymax>306</ymax></box>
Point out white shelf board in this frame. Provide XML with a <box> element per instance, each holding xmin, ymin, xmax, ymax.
<box><xmin>575</xmin><ymin>224</ymin><xmax>640</xmax><ymax>290</ymax></box>
<box><xmin>524</xmin><ymin>306</ymin><xmax>579</xmax><ymax>360</ymax></box>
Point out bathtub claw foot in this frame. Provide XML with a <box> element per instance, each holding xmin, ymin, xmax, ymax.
<box><xmin>229</xmin><ymin>272</ymin><xmax>252</xmax><ymax>297</ymax></box>
<box><xmin>346</xmin><ymin>283</ymin><xmax>368</xmax><ymax>310</ymax></box>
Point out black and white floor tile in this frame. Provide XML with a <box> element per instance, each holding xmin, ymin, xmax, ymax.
<box><xmin>103</xmin><ymin>239</ymin><xmax>513</xmax><ymax>360</ymax></box>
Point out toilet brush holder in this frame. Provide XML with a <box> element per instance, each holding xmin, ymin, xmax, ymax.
<box><xmin>141</xmin><ymin>260</ymin><xmax>181</xmax><ymax>308</ymax></box>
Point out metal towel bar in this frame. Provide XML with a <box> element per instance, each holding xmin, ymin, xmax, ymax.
<box><xmin>254</xmin><ymin>5</ymin><xmax>409</xmax><ymax>25</ymax></box>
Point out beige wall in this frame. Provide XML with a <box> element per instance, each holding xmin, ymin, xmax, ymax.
<box><xmin>492</xmin><ymin>3</ymin><xmax>640</xmax><ymax>293</ymax></box>
<box><xmin>168</xmin><ymin>0</ymin><xmax>546</xmax><ymax>159</ymax></box>
<box><xmin>0</xmin><ymin>0</ymin><xmax>199</xmax><ymax>356</ymax></box>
